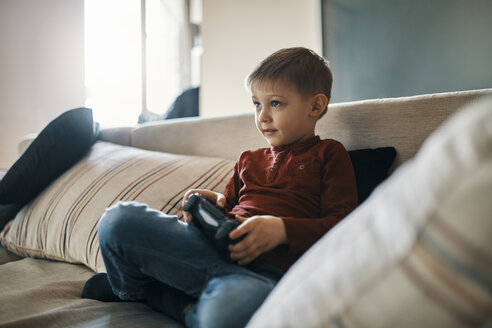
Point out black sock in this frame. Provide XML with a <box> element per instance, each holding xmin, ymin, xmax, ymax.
<box><xmin>145</xmin><ymin>281</ymin><xmax>195</xmax><ymax>324</ymax></box>
<box><xmin>81</xmin><ymin>273</ymin><xmax>122</xmax><ymax>302</ymax></box>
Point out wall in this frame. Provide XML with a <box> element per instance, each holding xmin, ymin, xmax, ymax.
<box><xmin>323</xmin><ymin>0</ymin><xmax>492</xmax><ymax>103</ymax></box>
<box><xmin>0</xmin><ymin>0</ymin><xmax>85</xmax><ymax>169</ymax></box>
<box><xmin>200</xmin><ymin>0</ymin><xmax>322</xmax><ymax>117</ymax></box>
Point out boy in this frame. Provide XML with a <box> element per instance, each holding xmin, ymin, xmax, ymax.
<box><xmin>81</xmin><ymin>47</ymin><xmax>358</xmax><ymax>327</ymax></box>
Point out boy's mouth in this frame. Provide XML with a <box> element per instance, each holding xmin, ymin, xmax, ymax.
<box><xmin>262</xmin><ymin>128</ymin><xmax>277</xmax><ymax>135</ymax></box>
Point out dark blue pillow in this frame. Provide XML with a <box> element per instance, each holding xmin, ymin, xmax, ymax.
<box><xmin>348</xmin><ymin>147</ymin><xmax>397</xmax><ymax>204</ymax></box>
<box><xmin>0</xmin><ymin>203</ymin><xmax>24</xmax><ymax>231</ymax></box>
<box><xmin>0</xmin><ymin>107</ymin><xmax>99</xmax><ymax>206</ymax></box>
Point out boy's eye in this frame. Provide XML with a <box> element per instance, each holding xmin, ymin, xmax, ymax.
<box><xmin>253</xmin><ymin>102</ymin><xmax>261</xmax><ymax>109</ymax></box>
<box><xmin>271</xmin><ymin>101</ymin><xmax>281</xmax><ymax>108</ymax></box>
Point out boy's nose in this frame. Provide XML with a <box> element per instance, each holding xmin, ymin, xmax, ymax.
<box><xmin>258</xmin><ymin>109</ymin><xmax>272</xmax><ymax>122</ymax></box>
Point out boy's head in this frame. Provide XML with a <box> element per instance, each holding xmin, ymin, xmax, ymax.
<box><xmin>246</xmin><ymin>47</ymin><xmax>333</xmax><ymax>147</ymax></box>
<box><xmin>246</xmin><ymin>47</ymin><xmax>333</xmax><ymax>117</ymax></box>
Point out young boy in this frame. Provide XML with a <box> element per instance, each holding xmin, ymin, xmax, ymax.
<box><xmin>81</xmin><ymin>47</ymin><xmax>358</xmax><ymax>327</ymax></box>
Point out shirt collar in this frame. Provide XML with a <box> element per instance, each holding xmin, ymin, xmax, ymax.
<box><xmin>271</xmin><ymin>136</ymin><xmax>321</xmax><ymax>154</ymax></box>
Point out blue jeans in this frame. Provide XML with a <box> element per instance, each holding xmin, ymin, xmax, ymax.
<box><xmin>98</xmin><ymin>201</ymin><xmax>283</xmax><ymax>328</ymax></box>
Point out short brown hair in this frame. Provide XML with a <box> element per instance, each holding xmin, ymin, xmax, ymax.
<box><xmin>246</xmin><ymin>47</ymin><xmax>333</xmax><ymax>116</ymax></box>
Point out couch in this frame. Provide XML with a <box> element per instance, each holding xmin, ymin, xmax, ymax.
<box><xmin>0</xmin><ymin>88</ymin><xmax>491</xmax><ymax>327</ymax></box>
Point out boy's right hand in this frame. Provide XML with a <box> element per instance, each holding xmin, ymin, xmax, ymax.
<box><xmin>181</xmin><ymin>189</ymin><xmax>226</xmax><ymax>224</ymax></box>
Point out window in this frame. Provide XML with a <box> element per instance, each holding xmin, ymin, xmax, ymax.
<box><xmin>84</xmin><ymin>0</ymin><xmax>200</xmax><ymax>127</ymax></box>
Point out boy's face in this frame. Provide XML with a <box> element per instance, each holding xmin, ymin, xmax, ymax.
<box><xmin>251</xmin><ymin>80</ymin><xmax>320</xmax><ymax>147</ymax></box>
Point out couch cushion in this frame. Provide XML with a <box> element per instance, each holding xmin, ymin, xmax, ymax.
<box><xmin>247</xmin><ymin>96</ymin><xmax>492</xmax><ymax>327</ymax></box>
<box><xmin>0</xmin><ymin>107</ymin><xmax>99</xmax><ymax>205</ymax></box>
<box><xmin>0</xmin><ymin>142</ymin><xmax>234</xmax><ymax>273</ymax></box>
<box><xmin>0</xmin><ymin>258</ymin><xmax>182</xmax><ymax>327</ymax></box>
<box><xmin>348</xmin><ymin>147</ymin><xmax>396</xmax><ymax>204</ymax></box>
<box><xmin>318</xmin><ymin>89</ymin><xmax>492</xmax><ymax>168</ymax></box>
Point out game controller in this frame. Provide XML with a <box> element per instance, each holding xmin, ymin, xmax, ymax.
<box><xmin>182</xmin><ymin>193</ymin><xmax>241</xmax><ymax>259</ymax></box>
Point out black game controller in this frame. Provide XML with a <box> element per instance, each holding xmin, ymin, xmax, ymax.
<box><xmin>182</xmin><ymin>193</ymin><xmax>241</xmax><ymax>259</ymax></box>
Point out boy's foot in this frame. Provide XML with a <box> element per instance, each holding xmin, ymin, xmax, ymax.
<box><xmin>81</xmin><ymin>273</ymin><xmax>122</xmax><ymax>302</ymax></box>
<box><xmin>81</xmin><ymin>273</ymin><xmax>195</xmax><ymax>323</ymax></box>
<box><xmin>145</xmin><ymin>281</ymin><xmax>196</xmax><ymax>324</ymax></box>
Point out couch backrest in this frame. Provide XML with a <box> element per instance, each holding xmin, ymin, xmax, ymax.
<box><xmin>100</xmin><ymin>89</ymin><xmax>492</xmax><ymax>169</ymax></box>
<box><xmin>317</xmin><ymin>89</ymin><xmax>492</xmax><ymax>167</ymax></box>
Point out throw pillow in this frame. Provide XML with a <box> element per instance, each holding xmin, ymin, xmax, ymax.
<box><xmin>0</xmin><ymin>142</ymin><xmax>234</xmax><ymax>273</ymax></box>
<box><xmin>247</xmin><ymin>96</ymin><xmax>492</xmax><ymax>327</ymax></box>
<box><xmin>348</xmin><ymin>147</ymin><xmax>396</xmax><ymax>204</ymax></box>
<box><xmin>0</xmin><ymin>203</ymin><xmax>23</xmax><ymax>232</ymax></box>
<box><xmin>0</xmin><ymin>107</ymin><xmax>99</xmax><ymax>205</ymax></box>
<box><xmin>0</xmin><ymin>172</ymin><xmax>20</xmax><ymax>231</ymax></box>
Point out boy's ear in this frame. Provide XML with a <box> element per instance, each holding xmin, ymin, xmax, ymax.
<box><xmin>310</xmin><ymin>94</ymin><xmax>328</xmax><ymax>118</ymax></box>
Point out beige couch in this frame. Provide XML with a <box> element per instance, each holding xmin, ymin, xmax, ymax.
<box><xmin>1</xmin><ymin>89</ymin><xmax>491</xmax><ymax>327</ymax></box>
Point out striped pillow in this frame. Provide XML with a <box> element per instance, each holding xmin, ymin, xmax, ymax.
<box><xmin>248</xmin><ymin>97</ymin><xmax>492</xmax><ymax>327</ymax></box>
<box><xmin>0</xmin><ymin>142</ymin><xmax>234</xmax><ymax>273</ymax></box>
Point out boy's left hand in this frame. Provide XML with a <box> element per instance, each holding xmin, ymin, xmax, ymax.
<box><xmin>228</xmin><ymin>215</ymin><xmax>287</xmax><ymax>265</ymax></box>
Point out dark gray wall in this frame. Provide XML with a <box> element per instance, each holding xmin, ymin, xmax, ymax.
<box><xmin>322</xmin><ymin>0</ymin><xmax>492</xmax><ymax>102</ymax></box>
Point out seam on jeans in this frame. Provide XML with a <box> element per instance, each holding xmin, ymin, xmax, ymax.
<box><xmin>201</xmin><ymin>261</ymin><xmax>226</xmax><ymax>293</ymax></box>
<box><xmin>205</xmin><ymin>261</ymin><xmax>224</xmax><ymax>277</ymax></box>
<box><xmin>205</xmin><ymin>261</ymin><xmax>278</xmax><ymax>286</ymax></box>
<box><xmin>107</xmin><ymin>242</ymin><xmax>219</xmax><ymax>296</ymax></box>
<box><xmin>103</xmin><ymin>250</ymin><xmax>147</xmax><ymax>300</ymax></box>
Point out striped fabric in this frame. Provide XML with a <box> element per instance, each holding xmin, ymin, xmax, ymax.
<box><xmin>247</xmin><ymin>96</ymin><xmax>492</xmax><ymax>327</ymax></box>
<box><xmin>0</xmin><ymin>142</ymin><xmax>234</xmax><ymax>273</ymax></box>
<box><xmin>330</xmin><ymin>182</ymin><xmax>492</xmax><ymax>328</ymax></box>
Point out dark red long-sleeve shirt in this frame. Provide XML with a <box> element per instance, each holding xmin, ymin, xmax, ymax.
<box><xmin>224</xmin><ymin>136</ymin><xmax>358</xmax><ymax>271</ymax></box>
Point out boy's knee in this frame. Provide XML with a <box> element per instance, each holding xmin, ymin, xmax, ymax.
<box><xmin>98</xmin><ymin>202</ymin><xmax>146</xmax><ymax>244</ymax></box>
<box><xmin>186</xmin><ymin>274</ymin><xmax>276</xmax><ymax>328</ymax></box>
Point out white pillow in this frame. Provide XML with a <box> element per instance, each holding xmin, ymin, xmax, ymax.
<box><xmin>248</xmin><ymin>96</ymin><xmax>492</xmax><ymax>327</ymax></box>
<box><xmin>0</xmin><ymin>142</ymin><xmax>234</xmax><ymax>273</ymax></box>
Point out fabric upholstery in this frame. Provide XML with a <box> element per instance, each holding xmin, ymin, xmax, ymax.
<box><xmin>0</xmin><ymin>107</ymin><xmax>99</xmax><ymax>205</ymax></box>
<box><xmin>0</xmin><ymin>257</ymin><xmax>182</xmax><ymax>328</ymax></box>
<box><xmin>348</xmin><ymin>147</ymin><xmax>396</xmax><ymax>203</ymax></box>
<box><xmin>0</xmin><ymin>203</ymin><xmax>23</xmax><ymax>232</ymax></box>
<box><xmin>1</xmin><ymin>89</ymin><xmax>491</xmax><ymax>328</ymax></box>
<box><xmin>0</xmin><ymin>170</ymin><xmax>22</xmax><ymax>231</ymax></box>
<box><xmin>122</xmin><ymin>89</ymin><xmax>492</xmax><ymax>165</ymax></box>
<box><xmin>247</xmin><ymin>96</ymin><xmax>492</xmax><ymax>327</ymax></box>
<box><xmin>0</xmin><ymin>142</ymin><xmax>234</xmax><ymax>273</ymax></box>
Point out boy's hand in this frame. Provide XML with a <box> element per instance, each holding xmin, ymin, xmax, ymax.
<box><xmin>228</xmin><ymin>215</ymin><xmax>288</xmax><ymax>265</ymax></box>
<box><xmin>181</xmin><ymin>189</ymin><xmax>226</xmax><ymax>224</ymax></box>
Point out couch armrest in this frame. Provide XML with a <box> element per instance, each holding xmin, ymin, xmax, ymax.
<box><xmin>99</xmin><ymin>127</ymin><xmax>133</xmax><ymax>146</ymax></box>
<box><xmin>18</xmin><ymin>133</ymin><xmax>37</xmax><ymax>156</ymax></box>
